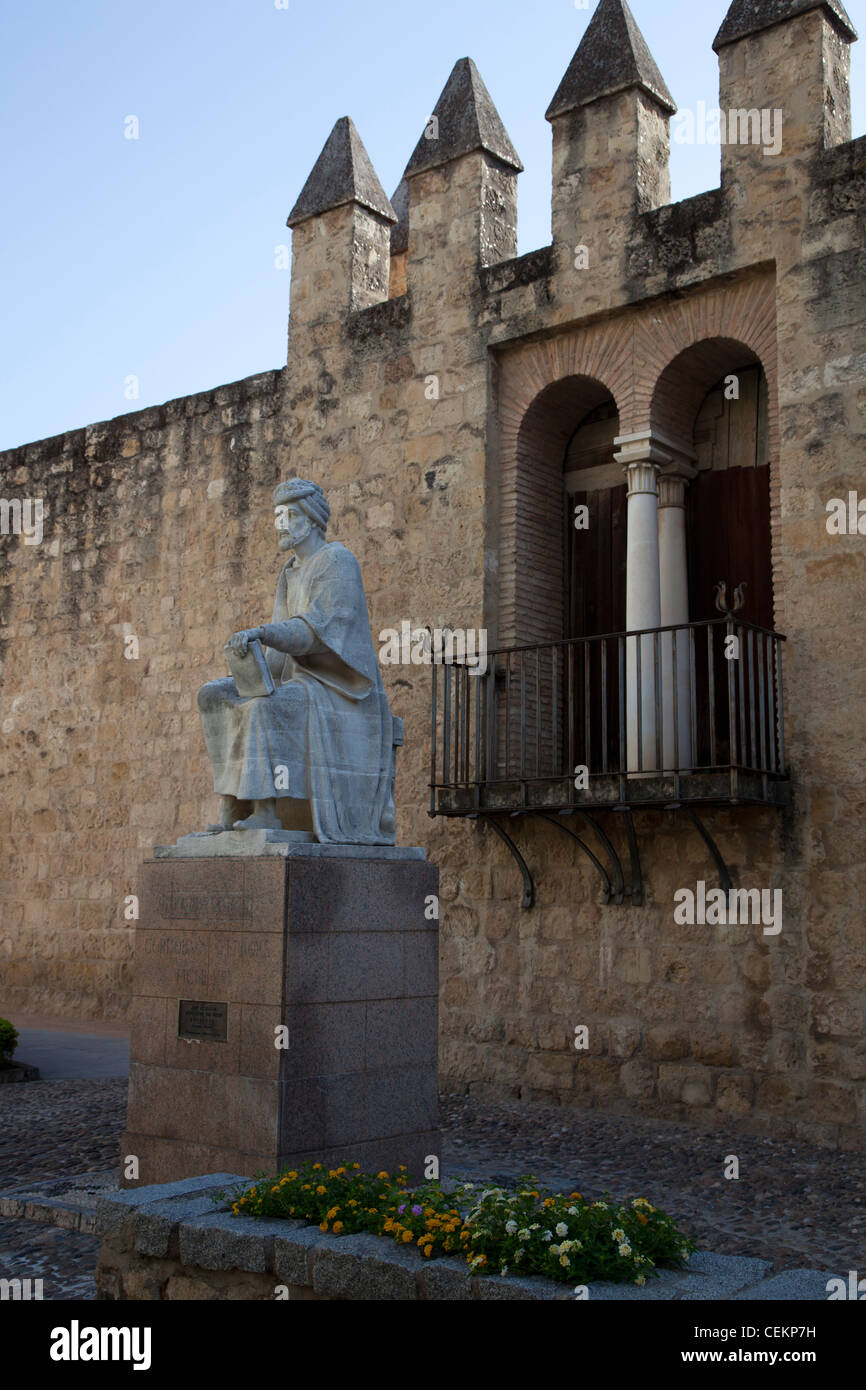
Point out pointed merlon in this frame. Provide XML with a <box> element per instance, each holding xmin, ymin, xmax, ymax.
<box><xmin>713</xmin><ymin>0</ymin><xmax>857</xmax><ymax>51</ymax></box>
<box><xmin>390</xmin><ymin>179</ymin><xmax>409</xmax><ymax>255</ymax></box>
<box><xmin>287</xmin><ymin>117</ymin><xmax>397</xmax><ymax>229</ymax></box>
<box><xmin>546</xmin><ymin>0</ymin><xmax>676</xmax><ymax>121</ymax></box>
<box><xmin>403</xmin><ymin>57</ymin><xmax>523</xmax><ymax>180</ymax></box>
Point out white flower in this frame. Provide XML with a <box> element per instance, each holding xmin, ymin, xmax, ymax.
<box><xmin>518</xmin><ymin>1230</ymin><xmax>530</xmax><ymax>1241</ymax></box>
<box><xmin>559</xmin><ymin>1255</ymin><xmax>570</xmax><ymax>1268</ymax></box>
<box><xmin>500</xmin><ymin>1266</ymin><xmax>509</xmax><ymax>1276</ymax></box>
<box><xmin>636</xmin><ymin>1275</ymin><xmax>646</xmax><ymax>1287</ymax></box>
<box><xmin>555</xmin><ymin>1222</ymin><xmax>568</xmax><ymax>1237</ymax></box>
<box><xmin>541</xmin><ymin>1230</ymin><xmax>552</xmax><ymax>1242</ymax></box>
<box><xmin>550</xmin><ymin>1244</ymin><xmax>561</xmax><ymax>1257</ymax></box>
<box><xmin>591</xmin><ymin>1201</ymin><xmax>608</xmax><ymax>1210</ymax></box>
<box><xmin>567</xmin><ymin>1206</ymin><xmax>579</xmax><ymax>1216</ymax></box>
<box><xmin>618</xmin><ymin>1243</ymin><xmax>632</xmax><ymax>1258</ymax></box>
<box><xmin>514</xmin><ymin>1248</ymin><xmax>524</xmax><ymax>1262</ymax></box>
<box><xmin>529</xmin><ymin>1224</ymin><xmax>540</xmax><ymax>1232</ymax></box>
<box><xmin>505</xmin><ymin>1219</ymin><xmax>518</xmax><ymax>1236</ymax></box>
<box><xmin>612</xmin><ymin>1228</ymin><xmax>625</xmax><ymax>1242</ymax></box>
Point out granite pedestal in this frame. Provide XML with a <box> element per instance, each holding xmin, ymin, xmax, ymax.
<box><xmin>121</xmin><ymin>846</ymin><xmax>439</xmax><ymax>1186</ymax></box>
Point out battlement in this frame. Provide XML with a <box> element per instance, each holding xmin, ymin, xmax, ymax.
<box><xmin>285</xmin><ymin>0</ymin><xmax>859</xmax><ymax>348</ymax></box>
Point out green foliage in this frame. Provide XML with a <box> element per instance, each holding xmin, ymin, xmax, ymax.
<box><xmin>0</xmin><ymin>1018</ymin><xmax>19</xmax><ymax>1067</ymax></box>
<box><xmin>217</xmin><ymin>1160</ymin><xmax>696</xmax><ymax>1286</ymax></box>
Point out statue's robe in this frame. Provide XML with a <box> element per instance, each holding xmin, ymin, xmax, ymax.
<box><xmin>198</xmin><ymin>543</ymin><xmax>396</xmax><ymax>844</ymax></box>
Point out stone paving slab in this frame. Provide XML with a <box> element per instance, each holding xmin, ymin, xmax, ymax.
<box><xmin>732</xmin><ymin>1270</ymin><xmax>845</xmax><ymax>1301</ymax></box>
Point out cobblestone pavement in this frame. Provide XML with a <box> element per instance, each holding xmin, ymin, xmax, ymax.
<box><xmin>0</xmin><ymin>1078</ymin><xmax>126</xmax><ymax>1300</ymax></box>
<box><xmin>0</xmin><ymin>1079</ymin><xmax>127</xmax><ymax>1187</ymax></box>
<box><xmin>0</xmin><ymin>1218</ymin><xmax>100</xmax><ymax>1300</ymax></box>
<box><xmin>0</xmin><ymin>1080</ymin><xmax>863</xmax><ymax>1297</ymax></box>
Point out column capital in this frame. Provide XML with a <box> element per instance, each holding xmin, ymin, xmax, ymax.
<box><xmin>624</xmin><ymin>460</ymin><xmax>660</xmax><ymax>497</ymax></box>
<box><xmin>658</xmin><ymin>473</ymin><xmax>688</xmax><ymax>509</ymax></box>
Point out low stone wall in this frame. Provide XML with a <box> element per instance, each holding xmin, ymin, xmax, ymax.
<box><xmin>91</xmin><ymin>1174</ymin><xmax>809</xmax><ymax>1301</ymax></box>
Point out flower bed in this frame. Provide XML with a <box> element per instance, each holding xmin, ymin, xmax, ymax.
<box><xmin>218</xmin><ymin>1162</ymin><xmax>695</xmax><ymax>1287</ymax></box>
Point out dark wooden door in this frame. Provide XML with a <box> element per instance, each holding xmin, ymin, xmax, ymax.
<box><xmin>567</xmin><ymin>483</ymin><xmax>627</xmax><ymax>772</ymax></box>
<box><xmin>687</xmin><ymin>464</ymin><xmax>773</xmax><ymax>767</ymax></box>
<box><xmin>687</xmin><ymin>465</ymin><xmax>773</xmax><ymax>626</ymax></box>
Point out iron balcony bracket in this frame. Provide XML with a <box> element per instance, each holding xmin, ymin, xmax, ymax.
<box><xmin>539</xmin><ymin>813</ymin><xmax>613</xmax><ymax>904</ymax></box>
<box><xmin>621</xmin><ymin>809</ymin><xmax>644</xmax><ymax>907</ymax></box>
<box><xmin>475</xmin><ymin>805</ymin><xmax>730</xmax><ymax>910</ymax></box>
<box><xmin>479</xmin><ymin>814</ymin><xmax>535</xmax><ymax>910</ymax></box>
<box><xmin>676</xmin><ymin>805</ymin><xmax>734</xmax><ymax>894</ymax></box>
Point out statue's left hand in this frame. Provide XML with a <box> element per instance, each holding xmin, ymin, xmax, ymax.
<box><xmin>226</xmin><ymin>628</ymin><xmax>264</xmax><ymax>656</ymax></box>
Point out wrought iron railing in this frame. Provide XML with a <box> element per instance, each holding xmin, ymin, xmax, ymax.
<box><xmin>429</xmin><ymin>618</ymin><xmax>788</xmax><ymax>816</ymax></box>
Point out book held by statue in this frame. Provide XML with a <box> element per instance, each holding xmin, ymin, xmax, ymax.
<box><xmin>224</xmin><ymin>638</ymin><xmax>275</xmax><ymax>699</ymax></box>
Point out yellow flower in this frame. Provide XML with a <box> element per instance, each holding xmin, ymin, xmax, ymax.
<box><xmin>271</xmin><ymin>1186</ymin><xmax>279</xmax><ymax>1194</ymax></box>
<box><xmin>287</xmin><ymin>1171</ymin><xmax>298</xmax><ymax>1180</ymax></box>
<box><xmin>353</xmin><ymin>1163</ymin><xmax>360</xmax><ymax>1170</ymax></box>
<box><xmin>316</xmin><ymin>1185</ymin><xmax>326</xmax><ymax>1195</ymax></box>
<box><xmin>319</xmin><ymin>1222</ymin><xmax>328</xmax><ymax>1232</ymax></box>
<box><xmin>423</xmin><ymin>1245</ymin><xmax>433</xmax><ymax>1258</ymax></box>
<box><xmin>336</xmin><ymin>1167</ymin><xmax>346</xmax><ymax>1175</ymax></box>
<box><xmin>333</xmin><ymin>1221</ymin><xmax>344</xmax><ymax>1234</ymax></box>
<box><xmin>377</xmin><ymin>1171</ymin><xmax>389</xmax><ymax>1180</ymax></box>
<box><xmin>402</xmin><ymin>1230</ymin><xmax>413</xmax><ymax>1243</ymax></box>
<box><xmin>329</xmin><ymin>1170</ymin><xmax>337</xmax><ymax>1178</ymax></box>
<box><xmin>543</xmin><ymin>1198</ymin><xmax>555</xmax><ymax>1209</ymax></box>
<box><xmin>312</xmin><ymin>1164</ymin><xmax>322</xmax><ymax>1171</ymax></box>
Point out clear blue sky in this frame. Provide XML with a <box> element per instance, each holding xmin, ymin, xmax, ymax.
<box><xmin>1</xmin><ymin>0</ymin><xmax>863</xmax><ymax>451</ymax></box>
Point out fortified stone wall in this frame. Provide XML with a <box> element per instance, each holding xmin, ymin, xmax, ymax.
<box><xmin>1</xmin><ymin>0</ymin><xmax>865</xmax><ymax>1147</ymax></box>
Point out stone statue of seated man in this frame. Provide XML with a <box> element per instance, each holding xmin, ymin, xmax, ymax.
<box><xmin>196</xmin><ymin>478</ymin><xmax>397</xmax><ymax>844</ymax></box>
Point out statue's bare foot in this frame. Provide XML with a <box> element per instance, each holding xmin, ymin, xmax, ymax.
<box><xmin>232</xmin><ymin>812</ymin><xmax>283</xmax><ymax>831</ymax></box>
<box><xmin>204</xmin><ymin>796</ymin><xmax>238</xmax><ymax>833</ymax></box>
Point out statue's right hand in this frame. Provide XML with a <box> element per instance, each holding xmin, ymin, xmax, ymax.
<box><xmin>226</xmin><ymin>628</ymin><xmax>263</xmax><ymax>656</ymax></box>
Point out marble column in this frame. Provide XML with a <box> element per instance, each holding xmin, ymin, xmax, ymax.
<box><xmin>614</xmin><ymin>437</ymin><xmax>666</xmax><ymax>774</ymax></box>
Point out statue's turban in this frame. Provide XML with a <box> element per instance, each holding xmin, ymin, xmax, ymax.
<box><xmin>273</xmin><ymin>478</ymin><xmax>330</xmax><ymax>533</ymax></box>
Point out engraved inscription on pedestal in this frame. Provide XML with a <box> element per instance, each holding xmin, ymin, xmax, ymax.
<box><xmin>178</xmin><ymin>999</ymin><xmax>229</xmax><ymax>1042</ymax></box>
<box><xmin>158</xmin><ymin>890</ymin><xmax>252</xmax><ymax>922</ymax></box>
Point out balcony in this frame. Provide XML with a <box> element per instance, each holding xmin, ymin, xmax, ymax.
<box><xmin>428</xmin><ymin>619</ymin><xmax>789</xmax><ymax>906</ymax></box>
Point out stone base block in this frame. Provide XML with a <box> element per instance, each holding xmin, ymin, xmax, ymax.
<box><xmin>121</xmin><ymin>851</ymin><xmax>439</xmax><ymax>1186</ymax></box>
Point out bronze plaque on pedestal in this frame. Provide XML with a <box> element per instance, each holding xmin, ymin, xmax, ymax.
<box><xmin>178</xmin><ymin>999</ymin><xmax>228</xmax><ymax>1042</ymax></box>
